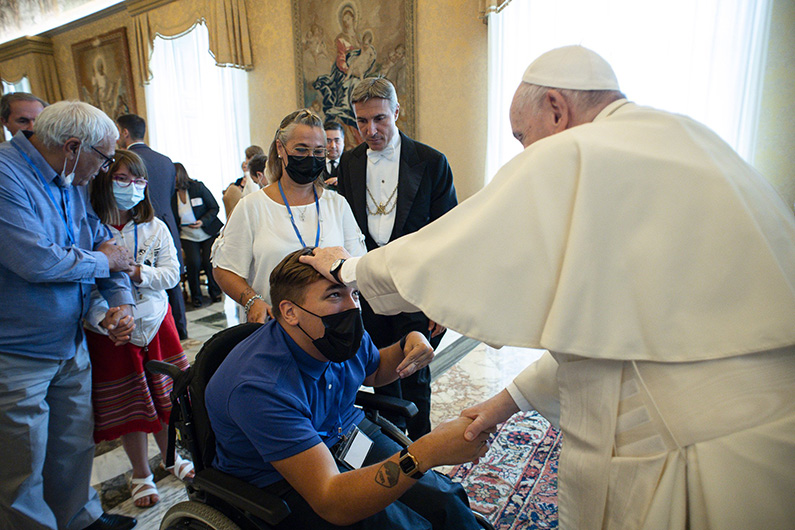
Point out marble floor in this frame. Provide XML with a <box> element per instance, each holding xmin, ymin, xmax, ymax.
<box><xmin>99</xmin><ymin>296</ymin><xmax>545</xmax><ymax>529</ymax></box>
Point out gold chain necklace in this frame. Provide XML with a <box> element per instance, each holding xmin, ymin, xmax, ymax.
<box><xmin>366</xmin><ymin>184</ymin><xmax>398</xmax><ymax>215</ymax></box>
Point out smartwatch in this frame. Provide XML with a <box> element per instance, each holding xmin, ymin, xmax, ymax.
<box><xmin>398</xmin><ymin>448</ymin><xmax>424</xmax><ymax>479</ymax></box>
<box><xmin>330</xmin><ymin>258</ymin><xmax>346</xmax><ymax>284</ymax></box>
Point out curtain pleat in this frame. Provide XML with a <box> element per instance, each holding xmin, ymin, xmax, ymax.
<box><xmin>128</xmin><ymin>0</ymin><xmax>252</xmax><ymax>86</ymax></box>
<box><xmin>479</xmin><ymin>0</ymin><xmax>513</xmax><ymax>21</ymax></box>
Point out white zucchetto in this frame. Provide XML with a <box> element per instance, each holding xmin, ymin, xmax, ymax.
<box><xmin>522</xmin><ymin>45</ymin><xmax>620</xmax><ymax>91</ymax></box>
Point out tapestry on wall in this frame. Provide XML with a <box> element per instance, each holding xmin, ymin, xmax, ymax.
<box><xmin>291</xmin><ymin>0</ymin><xmax>416</xmax><ymax>147</ymax></box>
<box><xmin>71</xmin><ymin>27</ymin><xmax>136</xmax><ymax>120</ymax></box>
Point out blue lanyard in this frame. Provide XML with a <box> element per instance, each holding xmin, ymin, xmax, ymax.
<box><xmin>12</xmin><ymin>142</ymin><xmax>76</xmax><ymax>246</ymax></box>
<box><xmin>278</xmin><ymin>180</ymin><xmax>320</xmax><ymax>247</ymax></box>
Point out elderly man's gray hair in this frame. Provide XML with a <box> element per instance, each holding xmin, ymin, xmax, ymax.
<box><xmin>516</xmin><ymin>82</ymin><xmax>625</xmax><ymax>116</ymax></box>
<box><xmin>34</xmin><ymin>100</ymin><xmax>118</xmax><ymax>150</ymax></box>
<box><xmin>351</xmin><ymin>77</ymin><xmax>399</xmax><ymax>112</ymax></box>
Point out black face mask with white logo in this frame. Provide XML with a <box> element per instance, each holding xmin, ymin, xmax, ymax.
<box><xmin>285</xmin><ymin>155</ymin><xmax>325</xmax><ymax>185</ymax></box>
<box><xmin>294</xmin><ymin>304</ymin><xmax>364</xmax><ymax>363</ymax></box>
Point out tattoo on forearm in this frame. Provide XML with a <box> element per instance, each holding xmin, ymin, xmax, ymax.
<box><xmin>239</xmin><ymin>287</ymin><xmax>256</xmax><ymax>305</ymax></box>
<box><xmin>374</xmin><ymin>461</ymin><xmax>400</xmax><ymax>488</ymax></box>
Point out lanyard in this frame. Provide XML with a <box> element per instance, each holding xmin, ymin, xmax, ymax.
<box><xmin>11</xmin><ymin>142</ymin><xmax>76</xmax><ymax>246</ymax></box>
<box><xmin>278</xmin><ymin>180</ymin><xmax>320</xmax><ymax>247</ymax></box>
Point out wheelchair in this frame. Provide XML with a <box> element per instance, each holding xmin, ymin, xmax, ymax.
<box><xmin>147</xmin><ymin>323</ymin><xmax>494</xmax><ymax>530</ymax></box>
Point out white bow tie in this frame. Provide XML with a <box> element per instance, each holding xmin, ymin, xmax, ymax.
<box><xmin>367</xmin><ymin>145</ymin><xmax>396</xmax><ymax>162</ymax></box>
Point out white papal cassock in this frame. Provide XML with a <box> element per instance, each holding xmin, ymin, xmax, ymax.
<box><xmin>353</xmin><ymin>100</ymin><xmax>795</xmax><ymax>529</ymax></box>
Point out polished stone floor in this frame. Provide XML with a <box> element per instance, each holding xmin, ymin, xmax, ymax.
<box><xmin>98</xmin><ymin>296</ymin><xmax>544</xmax><ymax>529</ymax></box>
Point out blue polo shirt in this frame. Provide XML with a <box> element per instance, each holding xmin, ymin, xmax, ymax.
<box><xmin>206</xmin><ymin>319</ymin><xmax>380</xmax><ymax>487</ymax></box>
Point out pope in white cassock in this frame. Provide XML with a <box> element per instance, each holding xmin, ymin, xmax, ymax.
<box><xmin>302</xmin><ymin>46</ymin><xmax>795</xmax><ymax>529</ymax></box>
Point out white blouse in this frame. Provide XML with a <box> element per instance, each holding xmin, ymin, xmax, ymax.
<box><xmin>212</xmin><ymin>188</ymin><xmax>366</xmax><ymax>305</ymax></box>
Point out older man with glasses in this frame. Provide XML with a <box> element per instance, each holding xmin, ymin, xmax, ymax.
<box><xmin>0</xmin><ymin>101</ymin><xmax>138</xmax><ymax>530</ymax></box>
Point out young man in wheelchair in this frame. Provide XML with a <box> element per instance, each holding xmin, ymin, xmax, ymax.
<box><xmin>205</xmin><ymin>248</ymin><xmax>490</xmax><ymax>529</ymax></box>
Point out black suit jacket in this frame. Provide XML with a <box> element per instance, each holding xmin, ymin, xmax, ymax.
<box><xmin>337</xmin><ymin>132</ymin><xmax>457</xmax><ymax>347</ymax></box>
<box><xmin>337</xmin><ymin>131</ymin><xmax>457</xmax><ymax>251</ymax></box>
<box><xmin>171</xmin><ymin>180</ymin><xmax>224</xmax><ymax>237</ymax></box>
<box><xmin>128</xmin><ymin>143</ymin><xmax>181</xmax><ymax>252</ymax></box>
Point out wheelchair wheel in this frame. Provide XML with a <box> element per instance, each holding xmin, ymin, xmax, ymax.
<box><xmin>161</xmin><ymin>500</ymin><xmax>241</xmax><ymax>530</ymax></box>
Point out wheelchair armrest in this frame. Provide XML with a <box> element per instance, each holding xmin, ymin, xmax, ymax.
<box><xmin>146</xmin><ymin>360</ymin><xmax>183</xmax><ymax>381</ymax></box>
<box><xmin>355</xmin><ymin>390</ymin><xmax>418</xmax><ymax>419</ymax></box>
<box><xmin>193</xmin><ymin>468</ymin><xmax>290</xmax><ymax>526</ymax></box>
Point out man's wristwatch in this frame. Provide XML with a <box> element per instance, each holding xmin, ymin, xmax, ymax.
<box><xmin>330</xmin><ymin>258</ymin><xmax>346</xmax><ymax>284</ymax></box>
<box><xmin>398</xmin><ymin>448</ymin><xmax>425</xmax><ymax>479</ymax></box>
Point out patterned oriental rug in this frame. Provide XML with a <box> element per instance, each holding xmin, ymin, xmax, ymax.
<box><xmin>447</xmin><ymin>411</ymin><xmax>561</xmax><ymax>529</ymax></box>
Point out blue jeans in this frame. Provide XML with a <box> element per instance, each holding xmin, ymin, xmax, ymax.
<box><xmin>0</xmin><ymin>343</ymin><xmax>103</xmax><ymax>530</ymax></box>
<box><xmin>271</xmin><ymin>418</ymin><xmax>480</xmax><ymax>529</ymax></box>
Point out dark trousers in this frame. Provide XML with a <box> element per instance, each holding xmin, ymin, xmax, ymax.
<box><xmin>362</xmin><ymin>298</ymin><xmax>443</xmax><ymax>439</ymax></box>
<box><xmin>181</xmin><ymin>237</ymin><xmax>221</xmax><ymax>302</ymax></box>
<box><xmin>271</xmin><ymin>419</ymin><xmax>479</xmax><ymax>529</ymax></box>
<box><xmin>167</xmin><ymin>287</ymin><xmax>188</xmax><ymax>340</ymax></box>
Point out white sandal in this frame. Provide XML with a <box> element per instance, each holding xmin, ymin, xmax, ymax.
<box><xmin>130</xmin><ymin>474</ymin><xmax>159</xmax><ymax>507</ymax></box>
<box><xmin>164</xmin><ymin>454</ymin><xmax>195</xmax><ymax>481</ymax></box>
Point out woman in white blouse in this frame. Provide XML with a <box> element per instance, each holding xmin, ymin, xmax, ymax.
<box><xmin>212</xmin><ymin>109</ymin><xmax>366</xmax><ymax>322</ymax></box>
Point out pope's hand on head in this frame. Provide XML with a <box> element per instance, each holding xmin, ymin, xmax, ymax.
<box><xmin>298</xmin><ymin>247</ymin><xmax>352</xmax><ymax>283</ymax></box>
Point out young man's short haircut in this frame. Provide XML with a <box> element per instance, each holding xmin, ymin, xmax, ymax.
<box><xmin>270</xmin><ymin>247</ymin><xmax>324</xmax><ymax>321</ymax></box>
<box><xmin>248</xmin><ymin>154</ymin><xmax>268</xmax><ymax>176</ymax></box>
<box><xmin>245</xmin><ymin>145</ymin><xmax>265</xmax><ymax>159</ymax></box>
<box><xmin>116</xmin><ymin>114</ymin><xmax>146</xmax><ymax>139</ymax></box>
<box><xmin>323</xmin><ymin>120</ymin><xmax>344</xmax><ymax>136</ymax></box>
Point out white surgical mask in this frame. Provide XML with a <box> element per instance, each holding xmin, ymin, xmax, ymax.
<box><xmin>112</xmin><ymin>181</ymin><xmax>146</xmax><ymax>211</ymax></box>
<box><xmin>60</xmin><ymin>147</ymin><xmax>81</xmax><ymax>187</ymax></box>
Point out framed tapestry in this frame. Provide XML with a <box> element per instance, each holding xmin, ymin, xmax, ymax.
<box><xmin>291</xmin><ymin>0</ymin><xmax>416</xmax><ymax>146</ymax></box>
<box><xmin>71</xmin><ymin>27</ymin><xmax>137</xmax><ymax>120</ymax></box>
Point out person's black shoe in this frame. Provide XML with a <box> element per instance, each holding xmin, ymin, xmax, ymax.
<box><xmin>211</xmin><ymin>294</ymin><xmax>223</xmax><ymax>303</ymax></box>
<box><xmin>192</xmin><ymin>297</ymin><xmax>204</xmax><ymax>308</ymax></box>
<box><xmin>84</xmin><ymin>513</ymin><xmax>137</xmax><ymax>530</ymax></box>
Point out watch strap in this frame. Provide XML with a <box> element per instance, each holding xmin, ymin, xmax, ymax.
<box><xmin>330</xmin><ymin>258</ymin><xmax>346</xmax><ymax>284</ymax></box>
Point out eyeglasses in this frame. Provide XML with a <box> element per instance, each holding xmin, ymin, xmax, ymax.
<box><xmin>290</xmin><ymin>146</ymin><xmax>328</xmax><ymax>160</ymax></box>
<box><xmin>90</xmin><ymin>145</ymin><xmax>115</xmax><ymax>171</ymax></box>
<box><xmin>112</xmin><ymin>176</ymin><xmax>148</xmax><ymax>188</ymax></box>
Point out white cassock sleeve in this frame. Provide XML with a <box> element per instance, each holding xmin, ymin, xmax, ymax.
<box><xmin>356</xmin><ymin>104</ymin><xmax>795</xmax><ymax>362</ymax></box>
<box><xmin>506</xmin><ymin>351</ymin><xmax>561</xmax><ymax>427</ymax></box>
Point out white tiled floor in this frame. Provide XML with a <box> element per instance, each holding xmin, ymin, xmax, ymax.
<box><xmin>103</xmin><ymin>299</ymin><xmax>546</xmax><ymax>528</ymax></box>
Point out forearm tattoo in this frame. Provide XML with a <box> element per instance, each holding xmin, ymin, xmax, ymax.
<box><xmin>374</xmin><ymin>461</ymin><xmax>400</xmax><ymax>488</ymax></box>
<box><xmin>239</xmin><ymin>287</ymin><xmax>257</xmax><ymax>306</ymax></box>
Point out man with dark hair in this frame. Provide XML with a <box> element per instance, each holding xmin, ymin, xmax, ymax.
<box><xmin>1</xmin><ymin>92</ymin><xmax>47</xmax><ymax>138</ymax></box>
<box><xmin>247</xmin><ymin>153</ymin><xmax>269</xmax><ymax>188</ymax></box>
<box><xmin>323</xmin><ymin>121</ymin><xmax>344</xmax><ymax>189</ymax></box>
<box><xmin>336</xmin><ymin>77</ymin><xmax>457</xmax><ymax>439</ymax></box>
<box><xmin>206</xmin><ymin>248</ymin><xmax>486</xmax><ymax>529</ymax></box>
<box><xmin>116</xmin><ymin>113</ymin><xmax>188</xmax><ymax>340</ymax></box>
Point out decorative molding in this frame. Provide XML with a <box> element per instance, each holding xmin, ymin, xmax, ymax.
<box><xmin>40</xmin><ymin>3</ymin><xmax>128</xmax><ymax>38</ymax></box>
<box><xmin>0</xmin><ymin>36</ymin><xmax>55</xmax><ymax>63</ymax></box>
<box><xmin>125</xmin><ymin>0</ymin><xmax>179</xmax><ymax>17</ymax></box>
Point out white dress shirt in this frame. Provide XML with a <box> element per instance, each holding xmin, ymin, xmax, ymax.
<box><xmin>366</xmin><ymin>133</ymin><xmax>401</xmax><ymax>247</ymax></box>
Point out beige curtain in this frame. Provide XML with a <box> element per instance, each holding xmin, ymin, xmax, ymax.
<box><xmin>127</xmin><ymin>0</ymin><xmax>252</xmax><ymax>85</ymax></box>
<box><xmin>0</xmin><ymin>37</ymin><xmax>63</xmax><ymax>103</ymax></box>
<box><xmin>479</xmin><ymin>0</ymin><xmax>514</xmax><ymax>21</ymax></box>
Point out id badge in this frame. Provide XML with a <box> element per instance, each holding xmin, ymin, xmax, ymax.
<box><xmin>333</xmin><ymin>425</ymin><xmax>373</xmax><ymax>470</ymax></box>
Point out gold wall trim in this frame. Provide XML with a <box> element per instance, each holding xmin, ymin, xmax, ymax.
<box><xmin>0</xmin><ymin>37</ymin><xmax>55</xmax><ymax>63</ymax></box>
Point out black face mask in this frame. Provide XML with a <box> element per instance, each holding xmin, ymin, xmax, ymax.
<box><xmin>294</xmin><ymin>304</ymin><xmax>364</xmax><ymax>363</ymax></box>
<box><xmin>285</xmin><ymin>155</ymin><xmax>325</xmax><ymax>185</ymax></box>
